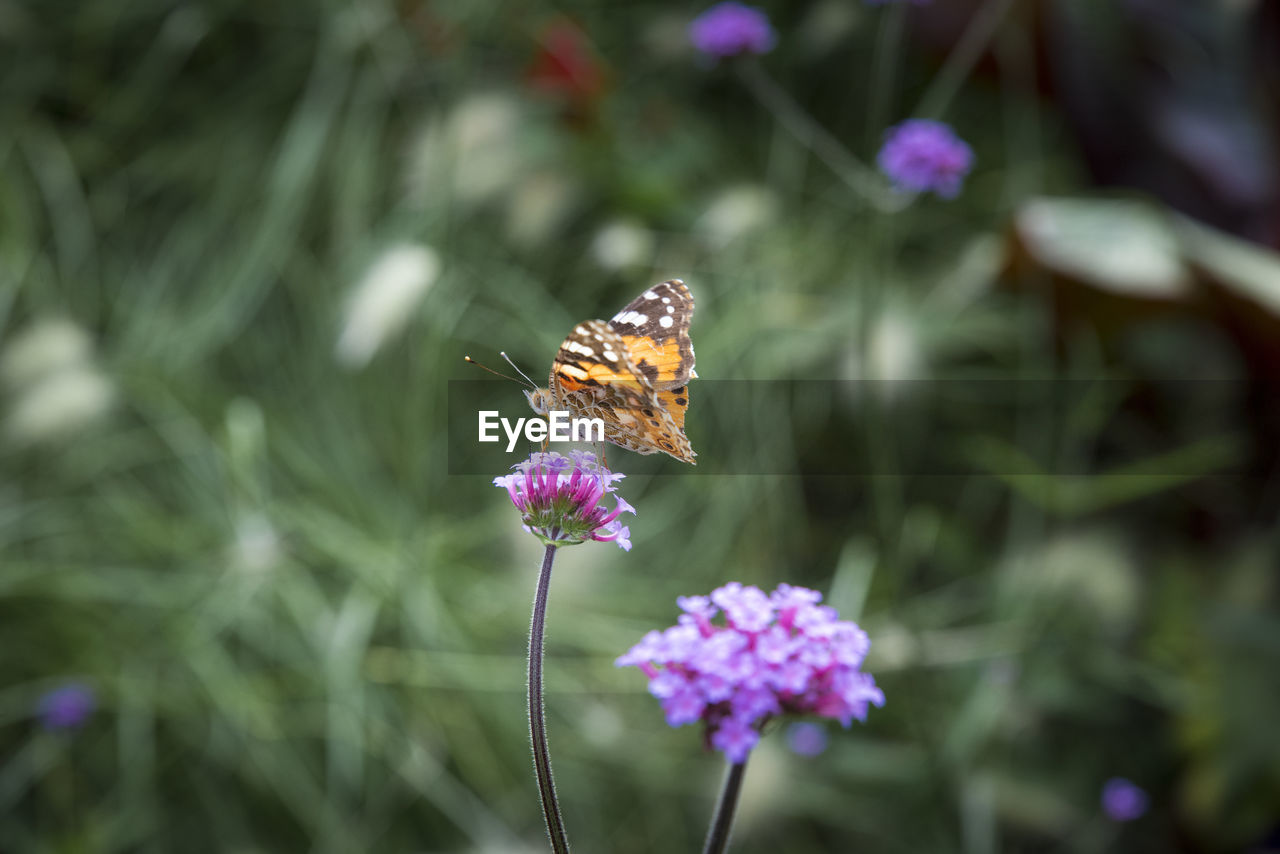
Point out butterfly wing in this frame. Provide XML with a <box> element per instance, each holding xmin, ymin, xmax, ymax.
<box><xmin>606</xmin><ymin>279</ymin><xmax>696</xmax><ymax>390</ymax></box>
<box><xmin>543</xmin><ymin>280</ymin><xmax>697</xmax><ymax>464</ymax></box>
<box><xmin>639</xmin><ymin>385</ymin><xmax>695</xmax><ymax>461</ymax></box>
<box><xmin>548</xmin><ymin>320</ymin><xmax>650</xmax><ymax>408</ymax></box>
<box><xmin>652</xmin><ymin>385</ymin><xmax>690</xmax><ymax>432</ymax></box>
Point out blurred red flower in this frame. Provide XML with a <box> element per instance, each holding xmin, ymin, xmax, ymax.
<box><xmin>525</xmin><ymin>19</ymin><xmax>608</xmax><ymax>107</ymax></box>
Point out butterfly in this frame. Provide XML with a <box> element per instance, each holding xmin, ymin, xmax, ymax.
<box><xmin>524</xmin><ymin>280</ymin><xmax>697</xmax><ymax>464</ymax></box>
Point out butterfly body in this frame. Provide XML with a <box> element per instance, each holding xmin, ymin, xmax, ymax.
<box><xmin>525</xmin><ymin>280</ymin><xmax>697</xmax><ymax>464</ymax></box>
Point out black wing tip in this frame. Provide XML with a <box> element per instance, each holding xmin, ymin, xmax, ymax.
<box><xmin>654</xmin><ymin>278</ymin><xmax>693</xmax><ymax>308</ymax></box>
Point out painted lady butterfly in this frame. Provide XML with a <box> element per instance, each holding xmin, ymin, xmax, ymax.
<box><xmin>524</xmin><ymin>280</ymin><xmax>697</xmax><ymax>464</ymax></box>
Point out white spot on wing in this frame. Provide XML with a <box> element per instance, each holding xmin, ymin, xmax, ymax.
<box><xmin>659</xmin><ymin>315</ymin><xmax>674</xmax><ymax>328</ymax></box>
<box><xmin>643</xmin><ymin>289</ymin><xmax>658</xmax><ymax>300</ymax></box>
<box><xmin>614</xmin><ymin>310</ymin><xmax>648</xmax><ymax>326</ymax></box>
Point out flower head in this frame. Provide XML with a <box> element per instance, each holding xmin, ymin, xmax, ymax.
<box><xmin>689</xmin><ymin>3</ymin><xmax>776</xmax><ymax>58</ymax></box>
<box><xmin>494</xmin><ymin>451</ymin><xmax>634</xmax><ymax>550</ymax></box>
<box><xmin>617</xmin><ymin>582</ymin><xmax>884</xmax><ymax>763</ymax></box>
<box><xmin>37</xmin><ymin>683</ymin><xmax>95</xmax><ymax>731</ymax></box>
<box><xmin>877</xmin><ymin>119</ymin><xmax>974</xmax><ymax>198</ymax></box>
<box><xmin>1101</xmin><ymin>777</ymin><xmax>1148</xmax><ymax>822</ymax></box>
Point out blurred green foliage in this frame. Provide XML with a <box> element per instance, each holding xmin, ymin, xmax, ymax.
<box><xmin>2</xmin><ymin>2</ymin><xmax>1278</xmax><ymax>853</ymax></box>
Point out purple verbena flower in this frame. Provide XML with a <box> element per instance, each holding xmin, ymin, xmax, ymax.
<box><xmin>494</xmin><ymin>451</ymin><xmax>634</xmax><ymax>550</ymax></box>
<box><xmin>877</xmin><ymin>119</ymin><xmax>974</xmax><ymax>198</ymax></box>
<box><xmin>37</xmin><ymin>682</ymin><xmax>95</xmax><ymax>731</ymax></box>
<box><xmin>616</xmin><ymin>582</ymin><xmax>884</xmax><ymax>763</ymax></box>
<box><xmin>1101</xmin><ymin>777</ymin><xmax>1148</xmax><ymax>822</ymax></box>
<box><xmin>689</xmin><ymin>3</ymin><xmax>776</xmax><ymax>58</ymax></box>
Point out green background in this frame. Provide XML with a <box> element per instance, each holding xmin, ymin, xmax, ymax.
<box><xmin>3</xmin><ymin>2</ymin><xmax>1278</xmax><ymax>852</ymax></box>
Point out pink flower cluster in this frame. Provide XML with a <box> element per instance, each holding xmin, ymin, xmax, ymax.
<box><xmin>616</xmin><ymin>582</ymin><xmax>884</xmax><ymax>762</ymax></box>
<box><xmin>494</xmin><ymin>451</ymin><xmax>634</xmax><ymax>550</ymax></box>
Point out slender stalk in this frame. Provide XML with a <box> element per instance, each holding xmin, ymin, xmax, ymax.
<box><xmin>913</xmin><ymin>0</ymin><xmax>1017</xmax><ymax>120</ymax></box>
<box><xmin>865</xmin><ymin>0</ymin><xmax>908</xmax><ymax>154</ymax></box>
<box><xmin>529</xmin><ymin>544</ymin><xmax>570</xmax><ymax>853</ymax></box>
<box><xmin>734</xmin><ymin>60</ymin><xmax>905</xmax><ymax>212</ymax></box>
<box><xmin>702</xmin><ymin>759</ymin><xmax>749</xmax><ymax>854</ymax></box>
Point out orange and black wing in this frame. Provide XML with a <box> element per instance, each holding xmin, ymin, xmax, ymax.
<box><xmin>545</xmin><ymin>280</ymin><xmax>697</xmax><ymax>464</ymax></box>
<box><xmin>548</xmin><ymin>320</ymin><xmax>649</xmax><ymax>409</ymax></box>
<box><xmin>606</xmin><ymin>279</ymin><xmax>696</xmax><ymax>390</ymax></box>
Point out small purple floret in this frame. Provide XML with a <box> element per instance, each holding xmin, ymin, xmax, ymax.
<box><xmin>1101</xmin><ymin>777</ymin><xmax>1148</xmax><ymax>822</ymax></box>
<box><xmin>877</xmin><ymin>119</ymin><xmax>974</xmax><ymax>198</ymax></box>
<box><xmin>494</xmin><ymin>451</ymin><xmax>634</xmax><ymax>550</ymax></box>
<box><xmin>689</xmin><ymin>2</ymin><xmax>776</xmax><ymax>57</ymax></box>
<box><xmin>37</xmin><ymin>683</ymin><xmax>95</xmax><ymax>731</ymax></box>
<box><xmin>616</xmin><ymin>582</ymin><xmax>884</xmax><ymax>763</ymax></box>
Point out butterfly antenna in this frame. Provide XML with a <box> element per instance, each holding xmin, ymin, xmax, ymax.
<box><xmin>464</xmin><ymin>355</ymin><xmax>526</xmax><ymax>385</ymax></box>
<box><xmin>499</xmin><ymin>352</ymin><xmax>541</xmax><ymax>390</ymax></box>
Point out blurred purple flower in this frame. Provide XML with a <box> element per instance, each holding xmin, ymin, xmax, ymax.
<box><xmin>616</xmin><ymin>582</ymin><xmax>884</xmax><ymax>763</ymax></box>
<box><xmin>877</xmin><ymin>119</ymin><xmax>974</xmax><ymax>198</ymax></box>
<box><xmin>1102</xmin><ymin>777</ymin><xmax>1148</xmax><ymax>822</ymax></box>
<box><xmin>864</xmin><ymin>0</ymin><xmax>932</xmax><ymax>6</ymax></box>
<box><xmin>689</xmin><ymin>3</ymin><xmax>776</xmax><ymax>58</ymax></box>
<box><xmin>37</xmin><ymin>683</ymin><xmax>95</xmax><ymax>731</ymax></box>
<box><xmin>786</xmin><ymin>722</ymin><xmax>828</xmax><ymax>756</ymax></box>
<box><xmin>494</xmin><ymin>451</ymin><xmax>634</xmax><ymax>550</ymax></box>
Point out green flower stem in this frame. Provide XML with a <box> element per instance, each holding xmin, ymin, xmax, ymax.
<box><xmin>702</xmin><ymin>758</ymin><xmax>749</xmax><ymax>854</ymax></box>
<box><xmin>735</xmin><ymin>59</ymin><xmax>904</xmax><ymax>212</ymax></box>
<box><xmin>529</xmin><ymin>544</ymin><xmax>570</xmax><ymax>853</ymax></box>
<box><xmin>913</xmin><ymin>0</ymin><xmax>1017</xmax><ymax>120</ymax></box>
<box><xmin>865</xmin><ymin>0</ymin><xmax>908</xmax><ymax>153</ymax></box>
